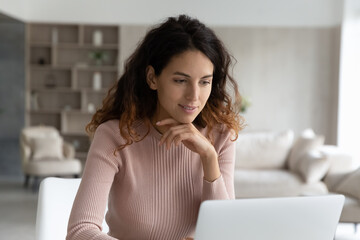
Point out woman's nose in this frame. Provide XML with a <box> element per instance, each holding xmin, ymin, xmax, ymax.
<box><xmin>185</xmin><ymin>84</ymin><xmax>199</xmax><ymax>101</ymax></box>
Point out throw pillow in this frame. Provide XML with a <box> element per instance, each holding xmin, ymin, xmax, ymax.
<box><xmin>235</xmin><ymin>130</ymin><xmax>294</xmax><ymax>169</ymax></box>
<box><xmin>334</xmin><ymin>168</ymin><xmax>360</xmax><ymax>201</ymax></box>
<box><xmin>296</xmin><ymin>150</ymin><xmax>330</xmax><ymax>183</ymax></box>
<box><xmin>288</xmin><ymin>132</ymin><xmax>325</xmax><ymax>172</ymax></box>
<box><xmin>30</xmin><ymin>136</ymin><xmax>64</xmax><ymax>161</ymax></box>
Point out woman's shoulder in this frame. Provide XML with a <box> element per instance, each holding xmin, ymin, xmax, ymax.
<box><xmin>208</xmin><ymin>123</ymin><xmax>237</xmax><ymax>147</ymax></box>
<box><xmin>209</xmin><ymin>123</ymin><xmax>234</xmax><ymax>137</ymax></box>
<box><xmin>95</xmin><ymin>119</ymin><xmax>147</xmax><ymax>140</ymax></box>
<box><xmin>96</xmin><ymin>119</ymin><xmax>120</xmax><ymax>134</ymax></box>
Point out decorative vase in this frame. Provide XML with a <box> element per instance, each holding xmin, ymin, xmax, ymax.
<box><xmin>93</xmin><ymin>30</ymin><xmax>103</xmax><ymax>46</ymax></box>
<box><xmin>51</xmin><ymin>27</ymin><xmax>58</xmax><ymax>45</ymax></box>
<box><xmin>87</xmin><ymin>103</ymin><xmax>96</xmax><ymax>113</ymax></box>
<box><xmin>92</xmin><ymin>72</ymin><xmax>102</xmax><ymax>90</ymax></box>
<box><xmin>31</xmin><ymin>92</ymin><xmax>39</xmax><ymax>110</ymax></box>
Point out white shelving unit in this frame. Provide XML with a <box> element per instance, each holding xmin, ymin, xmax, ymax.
<box><xmin>26</xmin><ymin>23</ymin><xmax>120</xmax><ymax>161</ymax></box>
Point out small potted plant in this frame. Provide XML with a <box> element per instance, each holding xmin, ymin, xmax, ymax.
<box><xmin>88</xmin><ymin>50</ymin><xmax>109</xmax><ymax>66</ymax></box>
<box><xmin>240</xmin><ymin>96</ymin><xmax>251</xmax><ymax>113</ymax></box>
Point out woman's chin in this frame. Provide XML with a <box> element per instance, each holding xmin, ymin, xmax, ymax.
<box><xmin>175</xmin><ymin>115</ymin><xmax>197</xmax><ymax>124</ymax></box>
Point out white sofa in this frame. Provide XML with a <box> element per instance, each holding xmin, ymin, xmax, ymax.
<box><xmin>233</xmin><ymin>129</ymin><xmax>360</xmax><ymax>225</ymax></box>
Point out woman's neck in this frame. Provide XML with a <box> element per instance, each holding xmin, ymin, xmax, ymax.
<box><xmin>150</xmin><ymin>115</ymin><xmax>169</xmax><ymax>135</ymax></box>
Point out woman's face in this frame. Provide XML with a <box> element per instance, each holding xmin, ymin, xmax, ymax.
<box><xmin>147</xmin><ymin>50</ymin><xmax>214</xmax><ymax>124</ymax></box>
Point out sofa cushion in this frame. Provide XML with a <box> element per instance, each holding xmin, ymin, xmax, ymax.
<box><xmin>337</xmin><ymin>194</ymin><xmax>360</xmax><ymax>222</ymax></box>
<box><xmin>334</xmin><ymin>168</ymin><xmax>360</xmax><ymax>201</ymax></box>
<box><xmin>235</xmin><ymin>130</ymin><xmax>294</xmax><ymax>169</ymax></box>
<box><xmin>234</xmin><ymin>169</ymin><xmax>328</xmax><ymax>198</ymax></box>
<box><xmin>320</xmin><ymin>145</ymin><xmax>360</xmax><ymax>175</ymax></box>
<box><xmin>30</xmin><ymin>136</ymin><xmax>64</xmax><ymax>161</ymax></box>
<box><xmin>288</xmin><ymin>131</ymin><xmax>324</xmax><ymax>172</ymax></box>
<box><xmin>296</xmin><ymin>150</ymin><xmax>330</xmax><ymax>184</ymax></box>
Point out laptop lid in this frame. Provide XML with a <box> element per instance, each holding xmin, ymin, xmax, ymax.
<box><xmin>194</xmin><ymin>195</ymin><xmax>344</xmax><ymax>240</ymax></box>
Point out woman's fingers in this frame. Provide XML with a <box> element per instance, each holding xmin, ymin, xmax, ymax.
<box><xmin>160</xmin><ymin>125</ymin><xmax>191</xmax><ymax>149</ymax></box>
<box><xmin>156</xmin><ymin>118</ymin><xmax>211</xmax><ymax>156</ymax></box>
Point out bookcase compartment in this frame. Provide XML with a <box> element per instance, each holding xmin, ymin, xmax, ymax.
<box><xmin>34</xmin><ymin>91</ymin><xmax>81</xmax><ymax>111</ymax></box>
<box><xmin>30</xmin><ymin>46</ymin><xmax>52</xmax><ymax>65</ymax></box>
<box><xmin>30</xmin><ymin>68</ymin><xmax>72</xmax><ymax>89</ymax></box>
<box><xmin>61</xmin><ymin>111</ymin><xmax>92</xmax><ymax>135</ymax></box>
<box><xmin>83</xmin><ymin>25</ymin><xmax>119</xmax><ymax>45</ymax></box>
<box><xmin>76</xmin><ymin>69</ymin><xmax>117</xmax><ymax>89</ymax></box>
<box><xmin>30</xmin><ymin>112</ymin><xmax>61</xmax><ymax>129</ymax></box>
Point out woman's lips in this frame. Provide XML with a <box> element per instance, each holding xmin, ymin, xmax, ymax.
<box><xmin>179</xmin><ymin>104</ymin><xmax>198</xmax><ymax>113</ymax></box>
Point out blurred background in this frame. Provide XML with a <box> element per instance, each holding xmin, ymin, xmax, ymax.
<box><xmin>0</xmin><ymin>0</ymin><xmax>359</xmax><ymax>239</ymax></box>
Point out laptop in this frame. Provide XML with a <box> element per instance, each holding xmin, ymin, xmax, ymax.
<box><xmin>194</xmin><ymin>195</ymin><xmax>344</xmax><ymax>240</ymax></box>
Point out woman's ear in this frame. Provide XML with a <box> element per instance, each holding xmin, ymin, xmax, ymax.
<box><xmin>146</xmin><ymin>66</ymin><xmax>157</xmax><ymax>90</ymax></box>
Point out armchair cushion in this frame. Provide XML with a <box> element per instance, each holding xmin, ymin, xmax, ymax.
<box><xmin>30</xmin><ymin>136</ymin><xmax>64</xmax><ymax>161</ymax></box>
<box><xmin>25</xmin><ymin>158</ymin><xmax>82</xmax><ymax>176</ymax></box>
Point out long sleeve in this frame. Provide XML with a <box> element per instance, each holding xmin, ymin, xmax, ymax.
<box><xmin>66</xmin><ymin>124</ymin><xmax>121</xmax><ymax>240</ymax></box>
<box><xmin>201</xmin><ymin>129</ymin><xmax>236</xmax><ymax>201</ymax></box>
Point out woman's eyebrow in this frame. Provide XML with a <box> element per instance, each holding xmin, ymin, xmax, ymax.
<box><xmin>173</xmin><ymin>71</ymin><xmax>213</xmax><ymax>79</ymax></box>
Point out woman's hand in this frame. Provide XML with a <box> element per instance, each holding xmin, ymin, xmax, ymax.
<box><xmin>157</xmin><ymin>118</ymin><xmax>215</xmax><ymax>158</ymax></box>
<box><xmin>157</xmin><ymin>118</ymin><xmax>221</xmax><ymax>182</ymax></box>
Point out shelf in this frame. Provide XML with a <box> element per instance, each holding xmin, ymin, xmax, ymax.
<box><xmin>30</xmin><ymin>87</ymin><xmax>79</xmax><ymax>92</ymax></box>
<box><xmin>30</xmin><ymin>65</ymin><xmax>72</xmax><ymax>70</ymax></box>
<box><xmin>75</xmin><ymin>65</ymin><xmax>118</xmax><ymax>71</ymax></box>
<box><xmin>54</xmin><ymin>43</ymin><xmax>119</xmax><ymax>49</ymax></box>
<box><xmin>26</xmin><ymin>23</ymin><xmax>119</xmax><ymax>161</ymax></box>
<box><xmin>30</xmin><ymin>42</ymin><xmax>53</xmax><ymax>47</ymax></box>
<box><xmin>29</xmin><ymin>109</ymin><xmax>62</xmax><ymax>114</ymax></box>
<box><xmin>30</xmin><ymin>43</ymin><xmax>119</xmax><ymax>49</ymax></box>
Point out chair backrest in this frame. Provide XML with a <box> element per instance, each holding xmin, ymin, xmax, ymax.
<box><xmin>20</xmin><ymin>126</ymin><xmax>60</xmax><ymax>165</ymax></box>
<box><xmin>35</xmin><ymin>177</ymin><xmax>109</xmax><ymax>240</ymax></box>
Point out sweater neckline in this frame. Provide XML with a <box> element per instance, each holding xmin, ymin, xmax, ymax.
<box><xmin>149</xmin><ymin>122</ymin><xmax>163</xmax><ymax>140</ymax></box>
<box><xmin>142</xmin><ymin>119</ymin><xmax>163</xmax><ymax>140</ymax></box>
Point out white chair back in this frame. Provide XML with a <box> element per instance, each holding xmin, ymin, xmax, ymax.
<box><xmin>35</xmin><ymin>177</ymin><xmax>109</xmax><ymax>240</ymax></box>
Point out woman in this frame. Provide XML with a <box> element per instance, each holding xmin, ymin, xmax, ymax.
<box><xmin>67</xmin><ymin>14</ymin><xmax>244</xmax><ymax>240</ymax></box>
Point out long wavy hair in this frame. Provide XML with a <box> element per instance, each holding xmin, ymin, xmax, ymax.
<box><xmin>86</xmin><ymin>14</ymin><xmax>245</xmax><ymax>150</ymax></box>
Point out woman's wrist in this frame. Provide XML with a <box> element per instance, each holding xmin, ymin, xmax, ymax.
<box><xmin>200</xmin><ymin>147</ymin><xmax>221</xmax><ymax>182</ymax></box>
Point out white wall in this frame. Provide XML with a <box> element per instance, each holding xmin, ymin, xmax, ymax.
<box><xmin>0</xmin><ymin>0</ymin><xmax>343</xmax><ymax>27</ymax></box>
<box><xmin>0</xmin><ymin>0</ymin><xmax>26</xmax><ymax>21</ymax></box>
<box><xmin>337</xmin><ymin>0</ymin><xmax>360</xmax><ymax>160</ymax></box>
<box><xmin>213</xmin><ymin>27</ymin><xmax>340</xmax><ymax>143</ymax></box>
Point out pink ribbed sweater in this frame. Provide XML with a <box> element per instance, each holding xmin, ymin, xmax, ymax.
<box><xmin>66</xmin><ymin>119</ymin><xmax>235</xmax><ymax>240</ymax></box>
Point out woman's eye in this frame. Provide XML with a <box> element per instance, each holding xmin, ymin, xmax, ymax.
<box><xmin>174</xmin><ymin>79</ymin><xmax>186</xmax><ymax>83</ymax></box>
<box><xmin>200</xmin><ymin>80</ymin><xmax>211</xmax><ymax>85</ymax></box>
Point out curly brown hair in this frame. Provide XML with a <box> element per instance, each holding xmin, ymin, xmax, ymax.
<box><xmin>86</xmin><ymin>15</ymin><xmax>245</xmax><ymax>150</ymax></box>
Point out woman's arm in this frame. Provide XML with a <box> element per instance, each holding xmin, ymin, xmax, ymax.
<box><xmin>157</xmin><ymin>119</ymin><xmax>235</xmax><ymax>200</ymax></box>
<box><xmin>66</xmin><ymin>124</ymin><xmax>120</xmax><ymax>240</ymax></box>
<box><xmin>201</xmin><ymin>128</ymin><xmax>235</xmax><ymax>201</ymax></box>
